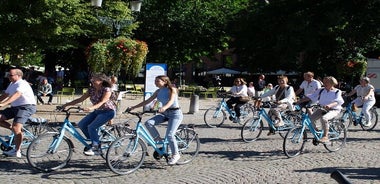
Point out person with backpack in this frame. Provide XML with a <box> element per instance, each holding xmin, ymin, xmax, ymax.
<box><xmin>345</xmin><ymin>76</ymin><xmax>376</xmax><ymax>127</ymax></box>
<box><xmin>296</xmin><ymin>76</ymin><xmax>344</xmax><ymax>143</ymax></box>
<box><xmin>61</xmin><ymin>73</ymin><xmax>117</xmax><ymax>156</ymax></box>
<box><xmin>260</xmin><ymin>75</ymin><xmax>296</xmax><ymax>128</ymax></box>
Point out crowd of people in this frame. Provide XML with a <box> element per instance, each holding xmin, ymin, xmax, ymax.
<box><xmin>224</xmin><ymin>72</ymin><xmax>375</xmax><ymax>143</ymax></box>
<box><xmin>0</xmin><ymin>66</ymin><xmax>375</xmax><ymax>166</ymax></box>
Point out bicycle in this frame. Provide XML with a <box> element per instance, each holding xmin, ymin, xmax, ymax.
<box><xmin>339</xmin><ymin>96</ymin><xmax>378</xmax><ymax>131</ymax></box>
<box><xmin>241</xmin><ymin>98</ymin><xmax>300</xmax><ymax>142</ymax></box>
<box><xmin>106</xmin><ymin>109</ymin><xmax>200</xmax><ymax>175</ymax></box>
<box><xmin>204</xmin><ymin>92</ymin><xmax>255</xmax><ymax>128</ymax></box>
<box><xmin>283</xmin><ymin>104</ymin><xmax>347</xmax><ymax>158</ymax></box>
<box><xmin>0</xmin><ymin>117</ymin><xmax>49</xmax><ymax>157</ymax></box>
<box><xmin>26</xmin><ymin>106</ymin><xmax>124</xmax><ymax>172</ymax></box>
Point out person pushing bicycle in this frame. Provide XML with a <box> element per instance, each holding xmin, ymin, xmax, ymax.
<box><xmin>128</xmin><ymin>75</ymin><xmax>183</xmax><ymax>165</ymax></box>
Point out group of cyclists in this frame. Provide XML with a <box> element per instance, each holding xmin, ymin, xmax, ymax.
<box><xmin>226</xmin><ymin>71</ymin><xmax>376</xmax><ymax>143</ymax></box>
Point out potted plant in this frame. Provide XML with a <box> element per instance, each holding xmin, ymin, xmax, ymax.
<box><xmin>86</xmin><ymin>36</ymin><xmax>148</xmax><ymax>77</ymax></box>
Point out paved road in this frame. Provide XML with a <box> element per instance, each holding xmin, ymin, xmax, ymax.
<box><xmin>0</xmin><ymin>96</ymin><xmax>379</xmax><ymax>184</ymax></box>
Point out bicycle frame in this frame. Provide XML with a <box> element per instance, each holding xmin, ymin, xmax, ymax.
<box><xmin>297</xmin><ymin>111</ymin><xmax>323</xmax><ymax>141</ymax></box>
<box><xmin>133</xmin><ymin>121</ymin><xmax>169</xmax><ymax>156</ymax></box>
<box><xmin>216</xmin><ymin>98</ymin><xmax>235</xmax><ymax>117</ymax></box>
<box><xmin>0</xmin><ymin>127</ymin><xmax>35</xmax><ymax>149</ymax></box>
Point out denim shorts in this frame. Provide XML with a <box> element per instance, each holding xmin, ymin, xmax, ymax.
<box><xmin>0</xmin><ymin>104</ymin><xmax>37</xmax><ymax>124</ymax></box>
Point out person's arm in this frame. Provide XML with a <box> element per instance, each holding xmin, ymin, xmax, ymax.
<box><xmin>46</xmin><ymin>84</ymin><xmax>53</xmax><ymax>94</ymax></box>
<box><xmin>345</xmin><ymin>88</ymin><xmax>356</xmax><ymax>97</ymax></box>
<box><xmin>62</xmin><ymin>92</ymin><xmax>89</xmax><ymax>108</ymax></box>
<box><xmin>363</xmin><ymin>86</ymin><xmax>374</xmax><ymax>100</ymax></box>
<box><xmin>295</xmin><ymin>87</ymin><xmax>303</xmax><ymax>96</ymax></box>
<box><xmin>0</xmin><ymin>91</ymin><xmax>21</xmax><ymax>107</ymax></box>
<box><xmin>130</xmin><ymin>90</ymin><xmax>158</xmax><ymax>110</ymax></box>
<box><xmin>83</xmin><ymin>89</ymin><xmax>111</xmax><ymax>111</ymax></box>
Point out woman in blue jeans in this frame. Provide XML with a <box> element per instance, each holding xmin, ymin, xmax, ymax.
<box><xmin>129</xmin><ymin>75</ymin><xmax>183</xmax><ymax>165</ymax></box>
<box><xmin>62</xmin><ymin>73</ymin><xmax>116</xmax><ymax>156</ymax></box>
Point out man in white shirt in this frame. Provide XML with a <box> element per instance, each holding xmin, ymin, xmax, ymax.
<box><xmin>0</xmin><ymin>68</ymin><xmax>37</xmax><ymax>157</ymax></box>
<box><xmin>295</xmin><ymin>71</ymin><xmax>322</xmax><ymax>98</ymax></box>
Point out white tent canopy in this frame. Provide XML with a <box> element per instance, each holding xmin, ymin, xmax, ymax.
<box><xmin>207</xmin><ymin>67</ymin><xmax>241</xmax><ymax>75</ymax></box>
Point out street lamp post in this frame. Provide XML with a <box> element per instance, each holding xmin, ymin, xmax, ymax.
<box><xmin>91</xmin><ymin>0</ymin><xmax>143</xmax><ymax>37</ymax></box>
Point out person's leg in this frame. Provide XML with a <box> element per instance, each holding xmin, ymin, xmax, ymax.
<box><xmin>145</xmin><ymin>114</ymin><xmax>166</xmax><ymax>141</ymax></box>
<box><xmin>11</xmin><ymin>105</ymin><xmax>36</xmax><ymax>156</ymax></box>
<box><xmin>12</xmin><ymin>122</ymin><xmax>23</xmax><ymax>152</ymax></box>
<box><xmin>309</xmin><ymin>109</ymin><xmax>323</xmax><ymax>130</ymax></box>
<box><xmin>87</xmin><ymin>110</ymin><xmax>115</xmax><ymax>144</ymax></box>
<box><xmin>0</xmin><ymin>108</ymin><xmax>13</xmax><ymax>130</ymax></box>
<box><xmin>319</xmin><ymin>110</ymin><xmax>340</xmax><ymax>142</ymax></box>
<box><xmin>37</xmin><ymin>93</ymin><xmax>44</xmax><ymax>104</ymax></box>
<box><xmin>78</xmin><ymin>111</ymin><xmax>98</xmax><ymax>139</ymax></box>
<box><xmin>165</xmin><ymin>110</ymin><xmax>183</xmax><ymax>155</ymax></box>
<box><xmin>48</xmin><ymin>93</ymin><xmax>54</xmax><ymax>103</ymax></box>
<box><xmin>362</xmin><ymin>100</ymin><xmax>376</xmax><ymax>125</ymax></box>
<box><xmin>234</xmin><ymin>102</ymin><xmax>244</xmax><ymax>117</ymax></box>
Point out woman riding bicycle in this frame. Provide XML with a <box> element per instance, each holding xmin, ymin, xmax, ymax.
<box><xmin>296</xmin><ymin>76</ymin><xmax>344</xmax><ymax>143</ymax></box>
<box><xmin>226</xmin><ymin>78</ymin><xmax>249</xmax><ymax>123</ymax></box>
<box><xmin>260</xmin><ymin>75</ymin><xmax>296</xmax><ymax>128</ymax></box>
<box><xmin>128</xmin><ymin>75</ymin><xmax>183</xmax><ymax>165</ymax></box>
<box><xmin>345</xmin><ymin>76</ymin><xmax>376</xmax><ymax>127</ymax></box>
<box><xmin>61</xmin><ymin>73</ymin><xmax>117</xmax><ymax>156</ymax></box>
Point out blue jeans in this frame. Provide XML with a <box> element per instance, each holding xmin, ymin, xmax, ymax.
<box><xmin>145</xmin><ymin>109</ymin><xmax>183</xmax><ymax>155</ymax></box>
<box><xmin>78</xmin><ymin>109</ymin><xmax>115</xmax><ymax>145</ymax></box>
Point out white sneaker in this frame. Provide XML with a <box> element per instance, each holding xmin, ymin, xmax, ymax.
<box><xmin>168</xmin><ymin>154</ymin><xmax>180</xmax><ymax>165</ymax></box>
<box><xmin>363</xmin><ymin>120</ymin><xmax>372</xmax><ymax>127</ymax></box>
<box><xmin>3</xmin><ymin>149</ymin><xmax>21</xmax><ymax>158</ymax></box>
<box><xmin>83</xmin><ymin>145</ymin><xmax>100</xmax><ymax>156</ymax></box>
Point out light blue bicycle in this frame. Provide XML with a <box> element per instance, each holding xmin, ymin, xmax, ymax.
<box><xmin>204</xmin><ymin>92</ymin><xmax>255</xmax><ymax>127</ymax></box>
<box><xmin>106</xmin><ymin>109</ymin><xmax>200</xmax><ymax>175</ymax></box>
<box><xmin>283</xmin><ymin>104</ymin><xmax>347</xmax><ymax>158</ymax></box>
<box><xmin>26</xmin><ymin>106</ymin><xmax>126</xmax><ymax>172</ymax></box>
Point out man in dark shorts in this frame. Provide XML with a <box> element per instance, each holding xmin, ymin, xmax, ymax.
<box><xmin>0</xmin><ymin>68</ymin><xmax>37</xmax><ymax>157</ymax></box>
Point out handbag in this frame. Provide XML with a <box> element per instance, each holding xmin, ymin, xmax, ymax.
<box><xmin>239</xmin><ymin>96</ymin><xmax>251</xmax><ymax>102</ymax></box>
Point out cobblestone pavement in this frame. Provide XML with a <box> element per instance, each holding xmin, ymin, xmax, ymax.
<box><xmin>0</xmin><ymin>96</ymin><xmax>379</xmax><ymax>184</ymax></box>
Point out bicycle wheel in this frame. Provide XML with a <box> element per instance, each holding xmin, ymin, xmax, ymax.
<box><xmin>283</xmin><ymin>127</ymin><xmax>307</xmax><ymax>158</ymax></box>
<box><xmin>175</xmin><ymin>127</ymin><xmax>200</xmax><ymax>165</ymax></box>
<box><xmin>203</xmin><ymin>106</ymin><xmax>226</xmax><ymax>128</ymax></box>
<box><xmin>241</xmin><ymin>117</ymin><xmax>263</xmax><ymax>143</ymax></box>
<box><xmin>27</xmin><ymin>132</ymin><xmax>73</xmax><ymax>172</ymax></box>
<box><xmin>360</xmin><ymin>109</ymin><xmax>378</xmax><ymax>131</ymax></box>
<box><xmin>106</xmin><ymin>134</ymin><xmax>147</xmax><ymax>175</ymax></box>
<box><xmin>339</xmin><ymin>110</ymin><xmax>352</xmax><ymax>129</ymax></box>
<box><xmin>279</xmin><ymin>111</ymin><xmax>301</xmax><ymax>138</ymax></box>
<box><xmin>324</xmin><ymin>119</ymin><xmax>347</xmax><ymax>152</ymax></box>
<box><xmin>21</xmin><ymin>123</ymin><xmax>52</xmax><ymax>156</ymax></box>
<box><xmin>238</xmin><ymin>104</ymin><xmax>255</xmax><ymax>125</ymax></box>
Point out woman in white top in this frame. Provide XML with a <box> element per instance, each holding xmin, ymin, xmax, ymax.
<box><xmin>260</xmin><ymin>75</ymin><xmax>296</xmax><ymax>128</ymax></box>
<box><xmin>247</xmin><ymin>82</ymin><xmax>255</xmax><ymax>97</ymax></box>
<box><xmin>226</xmin><ymin>78</ymin><xmax>248</xmax><ymax>122</ymax></box>
<box><xmin>346</xmin><ymin>77</ymin><xmax>376</xmax><ymax>127</ymax></box>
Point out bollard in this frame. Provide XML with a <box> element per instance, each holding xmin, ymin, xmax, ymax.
<box><xmin>188</xmin><ymin>94</ymin><xmax>199</xmax><ymax>114</ymax></box>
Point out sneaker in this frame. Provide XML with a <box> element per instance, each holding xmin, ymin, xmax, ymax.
<box><xmin>83</xmin><ymin>145</ymin><xmax>100</xmax><ymax>156</ymax></box>
<box><xmin>168</xmin><ymin>154</ymin><xmax>180</xmax><ymax>165</ymax></box>
<box><xmin>318</xmin><ymin>136</ymin><xmax>330</xmax><ymax>144</ymax></box>
<box><xmin>363</xmin><ymin>120</ymin><xmax>372</xmax><ymax>127</ymax></box>
<box><xmin>3</xmin><ymin>149</ymin><xmax>21</xmax><ymax>158</ymax></box>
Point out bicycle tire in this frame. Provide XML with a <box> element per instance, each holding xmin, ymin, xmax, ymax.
<box><xmin>21</xmin><ymin>123</ymin><xmax>53</xmax><ymax>156</ymax></box>
<box><xmin>279</xmin><ymin>111</ymin><xmax>301</xmax><ymax>138</ymax></box>
<box><xmin>175</xmin><ymin>127</ymin><xmax>200</xmax><ymax>165</ymax></box>
<box><xmin>203</xmin><ymin>106</ymin><xmax>226</xmax><ymax>128</ymax></box>
<box><xmin>283</xmin><ymin>127</ymin><xmax>307</xmax><ymax>158</ymax></box>
<box><xmin>27</xmin><ymin>132</ymin><xmax>73</xmax><ymax>172</ymax></box>
<box><xmin>360</xmin><ymin>109</ymin><xmax>378</xmax><ymax>131</ymax></box>
<box><xmin>339</xmin><ymin>110</ymin><xmax>352</xmax><ymax>129</ymax></box>
<box><xmin>238</xmin><ymin>104</ymin><xmax>255</xmax><ymax>125</ymax></box>
<box><xmin>241</xmin><ymin>117</ymin><xmax>263</xmax><ymax>143</ymax></box>
<box><xmin>324</xmin><ymin>119</ymin><xmax>347</xmax><ymax>152</ymax></box>
<box><xmin>106</xmin><ymin>134</ymin><xmax>147</xmax><ymax>175</ymax></box>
